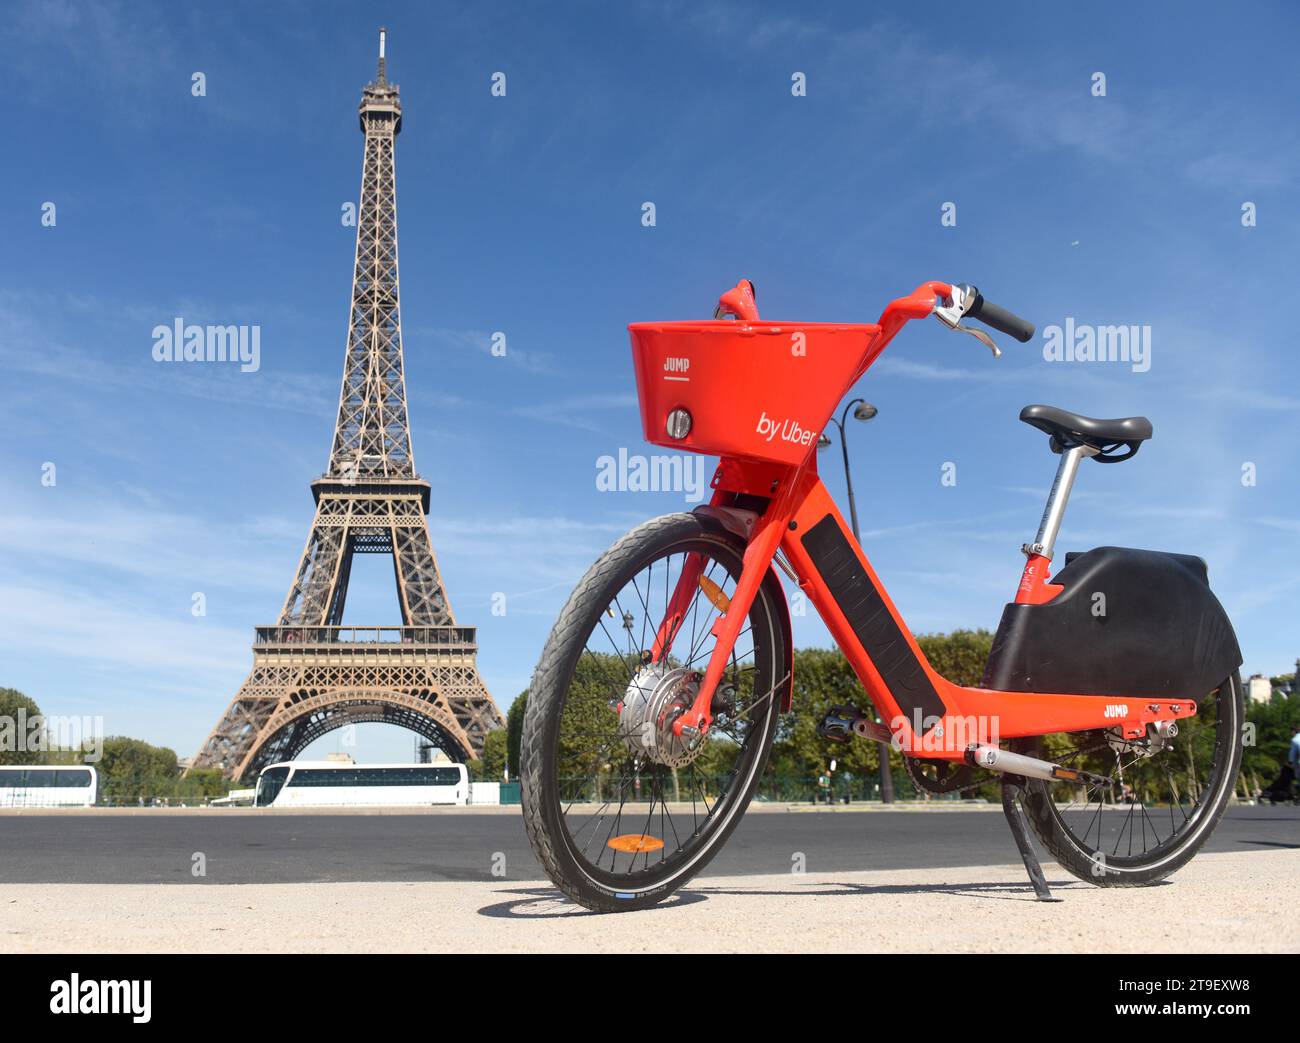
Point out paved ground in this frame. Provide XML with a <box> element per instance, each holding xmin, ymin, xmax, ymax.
<box><xmin>3</xmin><ymin>849</ymin><xmax>1295</xmax><ymax>953</ymax></box>
<box><xmin>0</xmin><ymin>804</ymin><xmax>1294</xmax><ymax>884</ymax></box>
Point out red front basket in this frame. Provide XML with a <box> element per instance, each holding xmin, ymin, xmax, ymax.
<box><xmin>629</xmin><ymin>321</ymin><xmax>882</xmax><ymax>466</ymax></box>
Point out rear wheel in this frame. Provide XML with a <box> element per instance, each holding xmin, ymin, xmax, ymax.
<box><xmin>1014</xmin><ymin>672</ymin><xmax>1244</xmax><ymax>886</ymax></box>
<box><xmin>521</xmin><ymin>512</ymin><xmax>788</xmax><ymax>912</ymax></box>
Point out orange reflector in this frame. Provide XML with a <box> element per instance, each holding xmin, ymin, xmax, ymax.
<box><xmin>699</xmin><ymin>575</ymin><xmax>730</xmax><ymax>613</ymax></box>
<box><xmin>607</xmin><ymin>834</ymin><xmax>665</xmax><ymax>853</ymax></box>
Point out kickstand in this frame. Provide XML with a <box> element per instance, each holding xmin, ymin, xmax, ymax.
<box><xmin>1001</xmin><ymin>778</ymin><xmax>1060</xmax><ymax>902</ymax></box>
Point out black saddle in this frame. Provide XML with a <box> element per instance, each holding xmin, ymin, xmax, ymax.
<box><xmin>1019</xmin><ymin>404</ymin><xmax>1152</xmax><ymax>462</ymax></box>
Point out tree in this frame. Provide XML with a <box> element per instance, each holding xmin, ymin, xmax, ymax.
<box><xmin>0</xmin><ymin>687</ymin><xmax>43</xmax><ymax>765</ymax></box>
<box><xmin>469</xmin><ymin>728</ymin><xmax>508</xmax><ymax>781</ymax></box>
<box><xmin>506</xmin><ymin>689</ymin><xmax>528</xmax><ymax>778</ymax></box>
<box><xmin>95</xmin><ymin>737</ymin><xmax>180</xmax><ymax>804</ymax></box>
<box><xmin>181</xmin><ymin>768</ymin><xmax>228</xmax><ymax>800</ymax></box>
<box><xmin>1242</xmin><ymin>690</ymin><xmax>1300</xmax><ymax>795</ymax></box>
<box><xmin>766</xmin><ymin>633</ymin><xmax>996</xmax><ymax>799</ymax></box>
<box><xmin>916</xmin><ymin>629</ymin><xmax>993</xmax><ymax>687</ymax></box>
<box><xmin>512</xmin><ymin>635</ymin><xmax>1004</xmax><ymax>802</ymax></box>
<box><xmin>768</xmin><ymin>647</ymin><xmax>881</xmax><ymax>783</ymax></box>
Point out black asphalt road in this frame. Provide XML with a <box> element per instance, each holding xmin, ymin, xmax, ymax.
<box><xmin>1</xmin><ymin>805</ymin><xmax>1296</xmax><ymax>885</ymax></box>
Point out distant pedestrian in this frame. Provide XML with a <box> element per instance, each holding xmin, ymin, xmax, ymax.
<box><xmin>1288</xmin><ymin>725</ymin><xmax>1300</xmax><ymax>799</ymax></box>
<box><xmin>1263</xmin><ymin>725</ymin><xmax>1299</xmax><ymax>804</ymax></box>
<box><xmin>816</xmin><ymin>773</ymin><xmax>831</xmax><ymax>805</ymax></box>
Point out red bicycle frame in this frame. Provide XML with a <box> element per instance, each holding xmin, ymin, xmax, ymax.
<box><xmin>630</xmin><ymin>281</ymin><xmax>1197</xmax><ymax>761</ymax></box>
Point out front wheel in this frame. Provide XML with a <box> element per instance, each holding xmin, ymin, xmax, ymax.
<box><xmin>1014</xmin><ymin>672</ymin><xmax>1245</xmax><ymax>887</ymax></box>
<box><xmin>521</xmin><ymin>512</ymin><xmax>789</xmax><ymax>912</ymax></box>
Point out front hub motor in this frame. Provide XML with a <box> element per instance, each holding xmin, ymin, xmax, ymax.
<box><xmin>619</xmin><ymin>665</ymin><xmax>705</xmax><ymax>768</ymax></box>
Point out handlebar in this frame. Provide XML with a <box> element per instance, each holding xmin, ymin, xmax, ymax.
<box><xmin>965</xmin><ymin>288</ymin><xmax>1035</xmax><ymax>343</ymax></box>
<box><xmin>710</xmin><ymin>277</ymin><xmax>1035</xmax><ymax>376</ymax></box>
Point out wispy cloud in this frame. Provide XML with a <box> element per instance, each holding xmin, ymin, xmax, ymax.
<box><xmin>670</xmin><ymin>1</ymin><xmax>1299</xmax><ymax>191</ymax></box>
<box><xmin>0</xmin><ymin>580</ymin><xmax>248</xmax><ymax>677</ymax></box>
<box><xmin>434</xmin><ymin>512</ymin><xmax>644</xmax><ymax>602</ymax></box>
<box><xmin>413</xmin><ymin>326</ymin><xmax>558</xmax><ymax>376</ymax></box>
<box><xmin>0</xmin><ymin>491</ymin><xmax>296</xmax><ymax>595</ymax></box>
<box><xmin>1258</xmin><ymin>516</ymin><xmax>1300</xmax><ymax>534</ymax></box>
<box><xmin>1191</xmin><ymin>386</ymin><xmax>1300</xmax><ymax>412</ymax></box>
<box><xmin>508</xmin><ymin>392</ymin><xmax>638</xmax><ymax>431</ymax></box>
<box><xmin>0</xmin><ymin>293</ymin><xmax>338</xmax><ymax>416</ymax></box>
<box><xmin>871</xmin><ymin>357</ymin><xmax>997</xmax><ymax>383</ymax></box>
<box><xmin>2</xmin><ymin>0</ymin><xmax>179</xmax><ymax>117</ymax></box>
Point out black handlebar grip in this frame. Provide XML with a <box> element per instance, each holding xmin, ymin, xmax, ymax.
<box><xmin>967</xmin><ymin>291</ymin><xmax>1036</xmax><ymax>343</ymax></box>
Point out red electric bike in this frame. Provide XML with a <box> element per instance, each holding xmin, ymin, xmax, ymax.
<box><xmin>520</xmin><ymin>278</ymin><xmax>1244</xmax><ymax>911</ymax></box>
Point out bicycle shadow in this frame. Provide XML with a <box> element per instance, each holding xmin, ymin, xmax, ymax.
<box><xmin>478</xmin><ymin>886</ymin><xmax>708</xmax><ymax>919</ymax></box>
<box><xmin>477</xmin><ymin>874</ymin><xmax>1131</xmax><ymax>918</ymax></box>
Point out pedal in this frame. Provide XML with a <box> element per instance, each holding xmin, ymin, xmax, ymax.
<box><xmin>817</xmin><ymin>705</ymin><xmax>865</xmax><ymax>744</ymax></box>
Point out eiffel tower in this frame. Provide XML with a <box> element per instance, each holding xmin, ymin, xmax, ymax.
<box><xmin>192</xmin><ymin>29</ymin><xmax>503</xmax><ymax>781</ymax></box>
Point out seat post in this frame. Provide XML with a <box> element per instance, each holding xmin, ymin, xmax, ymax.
<box><xmin>1024</xmin><ymin>444</ymin><xmax>1097</xmax><ymax>561</ymax></box>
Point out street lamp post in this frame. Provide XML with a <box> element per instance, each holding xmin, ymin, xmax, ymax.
<box><xmin>818</xmin><ymin>398</ymin><xmax>895</xmax><ymax>804</ymax></box>
<box><xmin>621</xmin><ymin>610</ymin><xmax>635</xmax><ymax>658</ymax></box>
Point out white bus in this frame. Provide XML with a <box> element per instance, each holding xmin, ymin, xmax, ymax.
<box><xmin>253</xmin><ymin>761</ymin><xmax>468</xmax><ymax>808</ymax></box>
<box><xmin>0</xmin><ymin>765</ymin><xmax>98</xmax><ymax>808</ymax></box>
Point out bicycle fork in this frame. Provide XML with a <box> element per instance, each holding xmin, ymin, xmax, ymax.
<box><xmin>653</xmin><ymin>501</ymin><xmax>791</xmax><ymax>741</ymax></box>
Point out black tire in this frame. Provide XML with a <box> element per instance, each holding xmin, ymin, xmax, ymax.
<box><xmin>521</xmin><ymin>512</ymin><xmax>788</xmax><ymax>912</ymax></box>
<box><xmin>1015</xmin><ymin>672</ymin><xmax>1245</xmax><ymax>887</ymax></box>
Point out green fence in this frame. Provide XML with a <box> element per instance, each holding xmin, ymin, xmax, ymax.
<box><xmin>10</xmin><ymin>772</ymin><xmax>981</xmax><ymax>807</ymax></box>
<box><xmin>554</xmin><ymin>772</ymin><xmax>984</xmax><ymax>804</ymax></box>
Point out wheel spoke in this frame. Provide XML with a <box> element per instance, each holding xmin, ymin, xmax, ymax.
<box><xmin>1027</xmin><ymin>678</ymin><xmax>1236</xmax><ymax>876</ymax></box>
<box><xmin>541</xmin><ymin>531</ymin><xmax>777</xmax><ymax>888</ymax></box>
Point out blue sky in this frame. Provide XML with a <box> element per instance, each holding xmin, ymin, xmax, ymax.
<box><xmin>1</xmin><ymin>0</ymin><xmax>1297</xmax><ymax>764</ymax></box>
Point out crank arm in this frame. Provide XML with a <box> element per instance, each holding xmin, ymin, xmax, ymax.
<box><xmin>817</xmin><ymin>705</ymin><xmax>893</xmax><ymax>745</ymax></box>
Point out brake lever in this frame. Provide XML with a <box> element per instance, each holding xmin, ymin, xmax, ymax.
<box><xmin>953</xmin><ymin>323</ymin><xmax>1001</xmax><ymax>359</ymax></box>
<box><xmin>932</xmin><ymin>282</ymin><xmax>1002</xmax><ymax>359</ymax></box>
